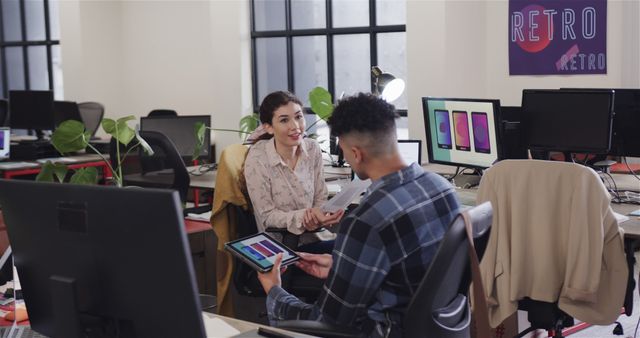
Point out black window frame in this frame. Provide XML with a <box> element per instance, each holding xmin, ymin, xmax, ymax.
<box><xmin>0</xmin><ymin>0</ymin><xmax>60</xmax><ymax>97</ymax></box>
<box><xmin>250</xmin><ymin>0</ymin><xmax>407</xmax><ymax>117</ymax></box>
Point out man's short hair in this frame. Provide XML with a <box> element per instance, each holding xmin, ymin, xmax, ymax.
<box><xmin>328</xmin><ymin>93</ymin><xmax>398</xmax><ymax>138</ymax></box>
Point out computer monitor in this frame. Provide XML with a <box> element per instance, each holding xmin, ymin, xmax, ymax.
<box><xmin>140</xmin><ymin>115</ymin><xmax>211</xmax><ymax>162</ymax></box>
<box><xmin>0</xmin><ymin>127</ymin><xmax>9</xmax><ymax>160</ymax></box>
<box><xmin>499</xmin><ymin>106</ymin><xmax>528</xmax><ymax>160</ymax></box>
<box><xmin>397</xmin><ymin>139</ymin><xmax>422</xmax><ymax>165</ymax></box>
<box><xmin>53</xmin><ymin>101</ymin><xmax>83</xmax><ymax>128</ymax></box>
<box><xmin>8</xmin><ymin>90</ymin><xmax>55</xmax><ymax>135</ymax></box>
<box><xmin>522</xmin><ymin>89</ymin><xmax>614</xmax><ymax>154</ymax></box>
<box><xmin>560</xmin><ymin>88</ymin><xmax>640</xmax><ymax>157</ymax></box>
<box><xmin>422</xmin><ymin>97</ymin><xmax>502</xmax><ymax>168</ymax></box>
<box><xmin>0</xmin><ymin>180</ymin><xmax>205</xmax><ymax>338</ymax></box>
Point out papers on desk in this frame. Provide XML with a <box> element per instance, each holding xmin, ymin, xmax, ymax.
<box><xmin>614</xmin><ymin>211</ymin><xmax>630</xmax><ymax>224</ymax></box>
<box><xmin>202</xmin><ymin>314</ymin><xmax>240</xmax><ymax>338</ymax></box>
<box><xmin>186</xmin><ymin>211</ymin><xmax>213</xmax><ymax>222</ymax></box>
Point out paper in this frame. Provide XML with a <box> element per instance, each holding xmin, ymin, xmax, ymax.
<box><xmin>36</xmin><ymin>157</ymin><xmax>78</xmax><ymax>164</ymax></box>
<box><xmin>629</xmin><ymin>209</ymin><xmax>640</xmax><ymax>217</ymax></box>
<box><xmin>203</xmin><ymin>315</ymin><xmax>240</xmax><ymax>338</ymax></box>
<box><xmin>186</xmin><ymin>211</ymin><xmax>212</xmax><ymax>222</ymax></box>
<box><xmin>613</xmin><ymin>211</ymin><xmax>630</xmax><ymax>224</ymax></box>
<box><xmin>321</xmin><ymin>179</ymin><xmax>371</xmax><ymax>213</ymax></box>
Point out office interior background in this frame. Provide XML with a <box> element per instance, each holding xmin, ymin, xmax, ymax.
<box><xmin>1</xmin><ymin>0</ymin><xmax>639</xmax><ymax>162</ymax></box>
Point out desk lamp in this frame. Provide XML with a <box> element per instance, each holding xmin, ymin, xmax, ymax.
<box><xmin>371</xmin><ymin>66</ymin><xmax>405</xmax><ymax>103</ymax></box>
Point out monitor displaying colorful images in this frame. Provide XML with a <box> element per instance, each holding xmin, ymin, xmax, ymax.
<box><xmin>422</xmin><ymin>98</ymin><xmax>502</xmax><ymax>168</ymax></box>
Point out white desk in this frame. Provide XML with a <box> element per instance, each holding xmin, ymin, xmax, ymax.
<box><xmin>204</xmin><ymin>313</ymin><xmax>315</xmax><ymax>337</ymax></box>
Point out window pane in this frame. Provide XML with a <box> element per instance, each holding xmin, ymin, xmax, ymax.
<box><xmin>6</xmin><ymin>47</ymin><xmax>25</xmax><ymax>90</ymax></box>
<box><xmin>27</xmin><ymin>46</ymin><xmax>48</xmax><ymax>90</ymax></box>
<box><xmin>377</xmin><ymin>32</ymin><xmax>407</xmax><ymax>109</ymax></box>
<box><xmin>332</xmin><ymin>0</ymin><xmax>368</xmax><ymax>28</ymax></box>
<box><xmin>291</xmin><ymin>0</ymin><xmax>325</xmax><ymax>29</ymax></box>
<box><xmin>52</xmin><ymin>45</ymin><xmax>63</xmax><ymax>99</ymax></box>
<box><xmin>333</xmin><ymin>34</ymin><xmax>370</xmax><ymax>98</ymax></box>
<box><xmin>255</xmin><ymin>37</ymin><xmax>288</xmax><ymax>104</ymax></box>
<box><xmin>293</xmin><ymin>36</ymin><xmax>327</xmax><ymax>106</ymax></box>
<box><xmin>376</xmin><ymin>0</ymin><xmax>406</xmax><ymax>25</ymax></box>
<box><xmin>25</xmin><ymin>0</ymin><xmax>46</xmax><ymax>40</ymax></box>
<box><xmin>2</xmin><ymin>0</ymin><xmax>23</xmax><ymax>41</ymax></box>
<box><xmin>253</xmin><ymin>0</ymin><xmax>285</xmax><ymax>31</ymax></box>
<box><xmin>49</xmin><ymin>0</ymin><xmax>60</xmax><ymax>40</ymax></box>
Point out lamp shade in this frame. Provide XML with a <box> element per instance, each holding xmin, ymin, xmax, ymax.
<box><xmin>372</xmin><ymin>66</ymin><xmax>405</xmax><ymax>103</ymax></box>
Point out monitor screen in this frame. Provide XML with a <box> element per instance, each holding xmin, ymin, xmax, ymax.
<box><xmin>522</xmin><ymin>89</ymin><xmax>614</xmax><ymax>154</ymax></box>
<box><xmin>0</xmin><ymin>128</ymin><xmax>9</xmax><ymax>160</ymax></box>
<box><xmin>140</xmin><ymin>115</ymin><xmax>211</xmax><ymax>161</ymax></box>
<box><xmin>397</xmin><ymin>139</ymin><xmax>422</xmax><ymax>165</ymax></box>
<box><xmin>9</xmin><ymin>90</ymin><xmax>55</xmax><ymax>131</ymax></box>
<box><xmin>53</xmin><ymin>101</ymin><xmax>83</xmax><ymax>127</ymax></box>
<box><xmin>422</xmin><ymin>97</ymin><xmax>502</xmax><ymax>168</ymax></box>
<box><xmin>560</xmin><ymin>88</ymin><xmax>640</xmax><ymax>157</ymax></box>
<box><xmin>0</xmin><ymin>180</ymin><xmax>206</xmax><ymax>338</ymax></box>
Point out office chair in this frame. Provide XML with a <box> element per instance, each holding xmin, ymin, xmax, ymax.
<box><xmin>0</xmin><ymin>99</ymin><xmax>7</xmax><ymax>127</ymax></box>
<box><xmin>109</xmin><ymin>130</ymin><xmax>190</xmax><ymax>203</ymax></box>
<box><xmin>77</xmin><ymin>102</ymin><xmax>105</xmax><ymax>139</ymax></box>
<box><xmin>148</xmin><ymin>109</ymin><xmax>178</xmax><ymax>117</ymax></box>
<box><xmin>275</xmin><ymin>202</ymin><xmax>494</xmax><ymax>338</ymax></box>
<box><xmin>477</xmin><ymin>160</ymin><xmax>628</xmax><ymax>338</ymax></box>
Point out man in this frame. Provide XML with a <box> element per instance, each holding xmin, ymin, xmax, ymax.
<box><xmin>258</xmin><ymin>93</ymin><xmax>461</xmax><ymax>337</ymax></box>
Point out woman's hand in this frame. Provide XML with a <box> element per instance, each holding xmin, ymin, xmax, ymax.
<box><xmin>295</xmin><ymin>252</ymin><xmax>333</xmax><ymax>279</ymax></box>
<box><xmin>302</xmin><ymin>208</ymin><xmax>344</xmax><ymax>231</ymax></box>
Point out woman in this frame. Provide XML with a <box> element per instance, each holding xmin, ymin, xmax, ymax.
<box><xmin>243</xmin><ymin>91</ymin><xmax>343</xmax><ymax>254</ymax></box>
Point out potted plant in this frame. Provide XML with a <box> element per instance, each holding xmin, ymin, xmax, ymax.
<box><xmin>36</xmin><ymin>116</ymin><xmax>152</xmax><ymax>187</ymax></box>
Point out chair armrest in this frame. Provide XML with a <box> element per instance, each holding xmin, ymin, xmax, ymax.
<box><xmin>275</xmin><ymin>320</ymin><xmax>362</xmax><ymax>338</ymax></box>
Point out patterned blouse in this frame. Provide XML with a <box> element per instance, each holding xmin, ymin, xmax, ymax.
<box><xmin>243</xmin><ymin>138</ymin><xmax>336</xmax><ymax>246</ymax></box>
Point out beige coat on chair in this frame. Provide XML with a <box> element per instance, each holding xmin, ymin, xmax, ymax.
<box><xmin>477</xmin><ymin>160</ymin><xmax>627</xmax><ymax>328</ymax></box>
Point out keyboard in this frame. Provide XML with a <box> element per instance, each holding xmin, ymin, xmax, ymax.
<box><xmin>0</xmin><ymin>162</ymin><xmax>40</xmax><ymax>170</ymax></box>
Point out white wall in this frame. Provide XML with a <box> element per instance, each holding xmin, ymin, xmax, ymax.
<box><xmin>407</xmin><ymin>0</ymin><xmax>640</xmax><ymax>161</ymax></box>
<box><xmin>59</xmin><ymin>0</ymin><xmax>253</xmax><ymax>161</ymax></box>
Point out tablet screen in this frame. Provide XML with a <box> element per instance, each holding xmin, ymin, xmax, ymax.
<box><xmin>225</xmin><ymin>233</ymin><xmax>299</xmax><ymax>271</ymax></box>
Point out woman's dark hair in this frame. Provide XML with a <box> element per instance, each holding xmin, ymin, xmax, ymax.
<box><xmin>259</xmin><ymin>91</ymin><xmax>303</xmax><ymax>124</ymax></box>
<box><xmin>253</xmin><ymin>91</ymin><xmax>304</xmax><ymax>142</ymax></box>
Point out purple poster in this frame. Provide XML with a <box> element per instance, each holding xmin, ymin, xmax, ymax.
<box><xmin>509</xmin><ymin>0</ymin><xmax>607</xmax><ymax>75</ymax></box>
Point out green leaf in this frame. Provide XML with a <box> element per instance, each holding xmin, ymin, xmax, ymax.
<box><xmin>193</xmin><ymin>122</ymin><xmax>206</xmax><ymax>160</ymax></box>
<box><xmin>239</xmin><ymin>113</ymin><xmax>259</xmax><ymax>138</ymax></box>
<box><xmin>102</xmin><ymin>116</ymin><xmax>136</xmax><ymax>146</ymax></box>
<box><xmin>51</xmin><ymin>120</ymin><xmax>90</xmax><ymax>154</ymax></box>
<box><xmin>309</xmin><ymin>87</ymin><xmax>334</xmax><ymax>120</ymax></box>
<box><xmin>35</xmin><ymin>161</ymin><xmax>68</xmax><ymax>183</ymax></box>
<box><xmin>70</xmin><ymin>167</ymin><xmax>99</xmax><ymax>185</ymax></box>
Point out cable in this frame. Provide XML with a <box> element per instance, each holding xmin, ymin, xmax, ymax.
<box><xmin>634</xmin><ymin>311</ymin><xmax>640</xmax><ymax>338</ymax></box>
<box><xmin>623</xmin><ymin>157</ymin><xmax>640</xmax><ymax>182</ymax></box>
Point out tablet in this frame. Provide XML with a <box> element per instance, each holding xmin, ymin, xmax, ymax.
<box><xmin>224</xmin><ymin>232</ymin><xmax>300</xmax><ymax>272</ymax></box>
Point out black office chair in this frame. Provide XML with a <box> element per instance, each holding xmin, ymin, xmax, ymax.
<box><xmin>0</xmin><ymin>99</ymin><xmax>7</xmax><ymax>127</ymax></box>
<box><xmin>109</xmin><ymin>130</ymin><xmax>190</xmax><ymax>203</ymax></box>
<box><xmin>275</xmin><ymin>202</ymin><xmax>493</xmax><ymax>338</ymax></box>
<box><xmin>77</xmin><ymin>102</ymin><xmax>105</xmax><ymax>139</ymax></box>
<box><xmin>148</xmin><ymin>109</ymin><xmax>178</xmax><ymax>117</ymax></box>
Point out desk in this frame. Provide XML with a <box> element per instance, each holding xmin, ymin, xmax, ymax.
<box><xmin>0</xmin><ymin>154</ymin><xmax>112</xmax><ymax>180</ymax></box>
<box><xmin>203</xmin><ymin>313</ymin><xmax>315</xmax><ymax>337</ymax></box>
<box><xmin>185</xmin><ymin>219</ymin><xmax>216</xmax><ymax>296</ymax></box>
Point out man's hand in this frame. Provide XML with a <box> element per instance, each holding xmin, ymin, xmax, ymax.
<box><xmin>257</xmin><ymin>253</ymin><xmax>284</xmax><ymax>294</ymax></box>
<box><xmin>295</xmin><ymin>252</ymin><xmax>333</xmax><ymax>279</ymax></box>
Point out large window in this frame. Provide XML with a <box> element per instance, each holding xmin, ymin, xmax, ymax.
<box><xmin>250</xmin><ymin>0</ymin><xmax>407</xmax><ymax>117</ymax></box>
<box><xmin>0</xmin><ymin>0</ymin><xmax>62</xmax><ymax>98</ymax></box>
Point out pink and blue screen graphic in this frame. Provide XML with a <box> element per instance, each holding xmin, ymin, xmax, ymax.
<box><xmin>453</xmin><ymin>111</ymin><xmax>470</xmax><ymax>151</ymax></box>
<box><xmin>0</xmin><ymin>131</ymin><xmax>4</xmax><ymax>150</ymax></box>
<box><xmin>434</xmin><ymin>110</ymin><xmax>452</xmax><ymax>149</ymax></box>
<box><xmin>472</xmin><ymin>112</ymin><xmax>491</xmax><ymax>153</ymax></box>
<box><xmin>232</xmin><ymin>238</ymin><xmax>285</xmax><ymax>269</ymax></box>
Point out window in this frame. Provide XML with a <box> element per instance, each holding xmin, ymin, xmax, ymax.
<box><xmin>250</xmin><ymin>0</ymin><xmax>407</xmax><ymax>114</ymax></box>
<box><xmin>0</xmin><ymin>0</ymin><xmax>62</xmax><ymax>98</ymax></box>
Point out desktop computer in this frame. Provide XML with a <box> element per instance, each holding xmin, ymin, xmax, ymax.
<box><xmin>140</xmin><ymin>115</ymin><xmax>211</xmax><ymax>163</ymax></box>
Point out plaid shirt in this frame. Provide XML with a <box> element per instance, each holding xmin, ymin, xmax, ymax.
<box><xmin>266</xmin><ymin>163</ymin><xmax>461</xmax><ymax>337</ymax></box>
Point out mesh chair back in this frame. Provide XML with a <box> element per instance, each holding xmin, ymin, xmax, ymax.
<box><xmin>148</xmin><ymin>109</ymin><xmax>178</xmax><ymax>117</ymax></box>
<box><xmin>77</xmin><ymin>102</ymin><xmax>105</xmax><ymax>138</ymax></box>
<box><xmin>403</xmin><ymin>202</ymin><xmax>492</xmax><ymax>338</ymax></box>
<box><xmin>109</xmin><ymin>130</ymin><xmax>190</xmax><ymax>203</ymax></box>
